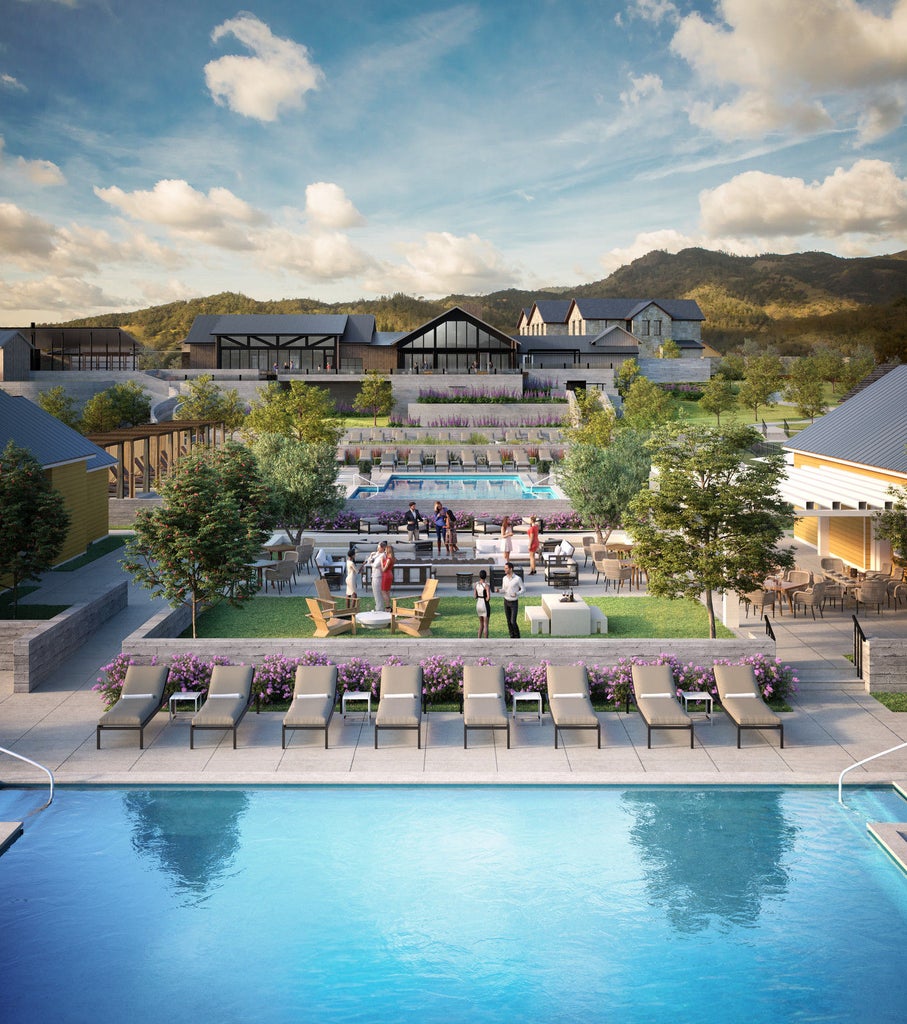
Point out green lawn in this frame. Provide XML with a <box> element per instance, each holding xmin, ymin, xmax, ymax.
<box><xmin>188</xmin><ymin>594</ymin><xmax>734</xmax><ymax>639</ymax></box>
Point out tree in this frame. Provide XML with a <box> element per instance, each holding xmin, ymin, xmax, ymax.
<box><xmin>174</xmin><ymin>374</ymin><xmax>246</xmax><ymax>431</ymax></box>
<box><xmin>556</xmin><ymin>429</ymin><xmax>650</xmax><ymax>543</ymax></box>
<box><xmin>36</xmin><ymin>386</ymin><xmax>80</xmax><ymax>429</ymax></box>
<box><xmin>838</xmin><ymin>348</ymin><xmax>876</xmax><ymax>394</ymax></box>
<box><xmin>245</xmin><ymin>380</ymin><xmax>342</xmax><ymax>444</ymax></box>
<box><xmin>352</xmin><ymin>372</ymin><xmax>395</xmax><ymax>426</ymax></box>
<box><xmin>250</xmin><ymin>435</ymin><xmax>344</xmax><ymax>545</ymax></box>
<box><xmin>621</xmin><ymin>376</ymin><xmax>675</xmax><ymax>432</ymax></box>
<box><xmin>658</xmin><ymin>339</ymin><xmax>681</xmax><ymax>359</ymax></box>
<box><xmin>738</xmin><ymin>354</ymin><xmax>783</xmax><ymax>422</ymax></box>
<box><xmin>627</xmin><ymin>423</ymin><xmax>795</xmax><ymax>638</ymax></box>
<box><xmin>81</xmin><ymin>381</ymin><xmax>151</xmax><ymax>433</ymax></box>
<box><xmin>615</xmin><ymin>357</ymin><xmax>641</xmax><ymax>396</ymax></box>
<box><xmin>122</xmin><ymin>444</ymin><xmax>270</xmax><ymax>638</ymax></box>
<box><xmin>0</xmin><ymin>441</ymin><xmax>70</xmax><ymax>616</ymax></box>
<box><xmin>699</xmin><ymin>373</ymin><xmax>738</xmax><ymax>427</ymax></box>
<box><xmin>784</xmin><ymin>357</ymin><xmax>827</xmax><ymax>422</ymax></box>
<box><xmin>874</xmin><ymin>483</ymin><xmax>907</xmax><ymax>564</ymax></box>
<box><xmin>564</xmin><ymin>387</ymin><xmax>616</xmax><ymax>446</ymax></box>
<box><xmin>812</xmin><ymin>346</ymin><xmax>845</xmax><ymax>392</ymax></box>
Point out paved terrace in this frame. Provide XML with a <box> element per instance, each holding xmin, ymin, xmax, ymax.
<box><xmin>2</xmin><ymin>535</ymin><xmax>907</xmax><ymax>790</ymax></box>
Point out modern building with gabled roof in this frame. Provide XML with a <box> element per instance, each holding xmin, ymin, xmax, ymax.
<box><xmin>781</xmin><ymin>363</ymin><xmax>907</xmax><ymax>570</ymax></box>
<box><xmin>0</xmin><ymin>389</ymin><xmax>117</xmax><ymax>563</ymax></box>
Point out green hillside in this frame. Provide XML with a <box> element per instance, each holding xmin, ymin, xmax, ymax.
<box><xmin>56</xmin><ymin>248</ymin><xmax>907</xmax><ymax>362</ymax></box>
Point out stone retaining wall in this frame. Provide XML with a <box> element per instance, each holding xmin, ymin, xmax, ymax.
<box><xmin>10</xmin><ymin>582</ymin><xmax>127</xmax><ymax>692</ymax></box>
<box><xmin>863</xmin><ymin>637</ymin><xmax>907</xmax><ymax>691</ymax></box>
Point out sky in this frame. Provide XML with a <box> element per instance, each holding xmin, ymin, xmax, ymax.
<box><xmin>1</xmin><ymin>0</ymin><xmax>907</xmax><ymax>324</ymax></box>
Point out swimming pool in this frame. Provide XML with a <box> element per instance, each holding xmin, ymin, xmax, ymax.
<box><xmin>350</xmin><ymin>473</ymin><xmax>560</xmax><ymax>500</ymax></box>
<box><xmin>2</xmin><ymin>785</ymin><xmax>906</xmax><ymax>1023</ymax></box>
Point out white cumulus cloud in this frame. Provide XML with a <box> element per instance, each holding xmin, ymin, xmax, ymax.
<box><xmin>0</xmin><ymin>202</ymin><xmax>57</xmax><ymax>259</ymax></box>
<box><xmin>304</xmin><ymin>182</ymin><xmax>365</xmax><ymax>229</ymax></box>
<box><xmin>0</xmin><ymin>137</ymin><xmax>66</xmax><ymax>186</ymax></box>
<box><xmin>260</xmin><ymin>226</ymin><xmax>373</xmax><ymax>281</ymax></box>
<box><xmin>205</xmin><ymin>13</ymin><xmax>324</xmax><ymax>122</ymax></box>
<box><xmin>94</xmin><ymin>178</ymin><xmax>267</xmax><ymax>250</ymax></box>
<box><xmin>367</xmin><ymin>231</ymin><xmax>520</xmax><ymax>296</ymax></box>
<box><xmin>699</xmin><ymin>159</ymin><xmax>907</xmax><ymax>237</ymax></box>
<box><xmin>670</xmin><ymin>0</ymin><xmax>907</xmax><ymax>140</ymax></box>
<box><xmin>0</xmin><ymin>276</ymin><xmax>124</xmax><ymax>313</ymax></box>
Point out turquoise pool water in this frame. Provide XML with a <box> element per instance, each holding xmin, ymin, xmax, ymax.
<box><xmin>350</xmin><ymin>473</ymin><xmax>559</xmax><ymax>500</ymax></box>
<box><xmin>1</xmin><ymin>786</ymin><xmax>906</xmax><ymax>1023</ymax></box>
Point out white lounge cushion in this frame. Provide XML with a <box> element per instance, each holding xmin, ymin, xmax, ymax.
<box><xmin>121</xmin><ymin>693</ymin><xmax>154</xmax><ymax>700</ymax></box>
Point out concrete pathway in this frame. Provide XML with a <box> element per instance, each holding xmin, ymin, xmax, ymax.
<box><xmin>2</xmin><ymin>535</ymin><xmax>906</xmax><ymax>789</ymax></box>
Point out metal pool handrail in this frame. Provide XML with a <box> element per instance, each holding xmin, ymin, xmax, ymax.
<box><xmin>0</xmin><ymin>746</ymin><xmax>54</xmax><ymax>813</ymax></box>
<box><xmin>838</xmin><ymin>741</ymin><xmax>907</xmax><ymax>806</ymax></box>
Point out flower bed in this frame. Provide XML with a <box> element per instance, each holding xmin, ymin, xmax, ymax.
<box><xmin>95</xmin><ymin>651</ymin><xmax>796</xmax><ymax>709</ymax></box>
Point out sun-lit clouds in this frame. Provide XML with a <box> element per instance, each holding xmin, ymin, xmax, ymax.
<box><xmin>667</xmin><ymin>0</ymin><xmax>907</xmax><ymax>141</ymax></box>
<box><xmin>304</xmin><ymin>182</ymin><xmax>365</xmax><ymax>229</ymax></box>
<box><xmin>599</xmin><ymin>229</ymin><xmax>704</xmax><ymax>276</ymax></box>
<box><xmin>0</xmin><ymin>275</ymin><xmax>124</xmax><ymax>313</ymax></box>
<box><xmin>0</xmin><ymin>202</ymin><xmax>57</xmax><ymax>259</ymax></box>
<box><xmin>620</xmin><ymin>73</ymin><xmax>664</xmax><ymax>107</ymax></box>
<box><xmin>1</xmin><ymin>73</ymin><xmax>27</xmax><ymax>92</ymax></box>
<box><xmin>366</xmin><ymin>231</ymin><xmax>520</xmax><ymax>296</ymax></box>
<box><xmin>205</xmin><ymin>13</ymin><xmax>324</xmax><ymax>122</ymax></box>
<box><xmin>0</xmin><ymin>137</ymin><xmax>66</xmax><ymax>186</ymax></box>
<box><xmin>94</xmin><ymin>179</ymin><xmax>267</xmax><ymax>250</ymax></box>
<box><xmin>699</xmin><ymin>159</ymin><xmax>907</xmax><ymax>237</ymax></box>
<box><xmin>259</xmin><ymin>226</ymin><xmax>373</xmax><ymax>281</ymax></box>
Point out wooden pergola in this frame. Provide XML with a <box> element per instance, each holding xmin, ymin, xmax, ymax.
<box><xmin>86</xmin><ymin>420</ymin><xmax>226</xmax><ymax>499</ymax></box>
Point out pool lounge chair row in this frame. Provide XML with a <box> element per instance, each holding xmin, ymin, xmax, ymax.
<box><xmin>97</xmin><ymin>663</ymin><xmax>783</xmax><ymax>751</ymax></box>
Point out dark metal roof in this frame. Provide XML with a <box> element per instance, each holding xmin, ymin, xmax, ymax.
<box><xmin>0</xmin><ymin>391</ymin><xmax>117</xmax><ymax>472</ymax></box>
<box><xmin>519</xmin><ymin>328</ymin><xmax>638</xmax><ymax>354</ymax></box>
<box><xmin>571</xmin><ymin>298</ymin><xmax>705</xmax><ymax>321</ymax></box>
<box><xmin>531</xmin><ymin>300</ymin><xmax>572</xmax><ymax>324</ymax></box>
<box><xmin>0</xmin><ymin>329</ymin><xmax>30</xmax><ymax>349</ymax></box>
<box><xmin>785</xmin><ymin>363</ymin><xmax>907</xmax><ymax>474</ymax></box>
<box><xmin>185</xmin><ymin>313</ymin><xmax>359</xmax><ymax>345</ymax></box>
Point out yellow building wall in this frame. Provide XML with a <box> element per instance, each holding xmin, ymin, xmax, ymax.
<box><xmin>794</xmin><ymin>514</ymin><xmax>818</xmax><ymax>547</ymax></box>
<box><xmin>46</xmin><ymin>461</ymin><xmax>110</xmax><ymax>565</ymax></box>
<box><xmin>829</xmin><ymin>516</ymin><xmax>871</xmax><ymax>570</ymax></box>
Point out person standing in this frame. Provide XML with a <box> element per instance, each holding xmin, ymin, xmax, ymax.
<box><xmin>345</xmin><ymin>549</ymin><xmax>359</xmax><ymax>610</ymax></box>
<box><xmin>364</xmin><ymin>539</ymin><xmax>387</xmax><ymax>611</ymax></box>
<box><xmin>527</xmin><ymin>515</ymin><xmax>540</xmax><ymax>575</ymax></box>
<box><xmin>380</xmin><ymin>544</ymin><xmax>396</xmax><ymax>611</ymax></box>
<box><xmin>432</xmin><ymin>501</ymin><xmax>447</xmax><ymax>555</ymax></box>
<box><xmin>499</xmin><ymin>515</ymin><xmax>514</xmax><ymax>562</ymax></box>
<box><xmin>444</xmin><ymin>508</ymin><xmax>459</xmax><ymax>554</ymax></box>
<box><xmin>474</xmin><ymin>569</ymin><xmax>491</xmax><ymax>638</ymax></box>
<box><xmin>404</xmin><ymin>501</ymin><xmax>423</xmax><ymax>543</ymax></box>
<box><xmin>499</xmin><ymin>562</ymin><xmax>524</xmax><ymax>638</ymax></box>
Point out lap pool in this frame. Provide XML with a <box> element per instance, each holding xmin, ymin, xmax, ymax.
<box><xmin>2</xmin><ymin>785</ymin><xmax>907</xmax><ymax>1024</ymax></box>
<box><xmin>350</xmin><ymin>473</ymin><xmax>560</xmax><ymax>500</ymax></box>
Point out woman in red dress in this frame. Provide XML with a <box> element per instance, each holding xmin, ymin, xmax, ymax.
<box><xmin>380</xmin><ymin>544</ymin><xmax>395</xmax><ymax>610</ymax></box>
<box><xmin>527</xmin><ymin>514</ymin><xmax>540</xmax><ymax>575</ymax></box>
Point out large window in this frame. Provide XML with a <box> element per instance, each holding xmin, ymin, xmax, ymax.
<box><xmin>398</xmin><ymin>314</ymin><xmax>515</xmax><ymax>372</ymax></box>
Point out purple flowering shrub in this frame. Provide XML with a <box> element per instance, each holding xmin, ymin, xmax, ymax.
<box><xmin>92</xmin><ymin>652</ymin><xmax>233</xmax><ymax>709</ymax></box>
<box><xmin>503</xmin><ymin>660</ymin><xmax>550</xmax><ymax>698</ymax></box>
<box><xmin>92</xmin><ymin>653</ymin><xmax>155</xmax><ymax>710</ymax></box>
<box><xmin>419</xmin><ymin>654</ymin><xmax>464</xmax><ymax>703</ymax></box>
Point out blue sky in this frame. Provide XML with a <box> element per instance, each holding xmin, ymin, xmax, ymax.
<box><xmin>1</xmin><ymin>0</ymin><xmax>906</xmax><ymax>323</ymax></box>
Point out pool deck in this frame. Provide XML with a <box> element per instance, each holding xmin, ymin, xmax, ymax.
<box><xmin>2</xmin><ymin>537</ymin><xmax>907</xmax><ymax>791</ymax></box>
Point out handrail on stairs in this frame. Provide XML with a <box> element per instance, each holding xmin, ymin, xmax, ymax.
<box><xmin>0</xmin><ymin>746</ymin><xmax>54</xmax><ymax>814</ymax></box>
<box><xmin>838</xmin><ymin>741</ymin><xmax>907</xmax><ymax>806</ymax></box>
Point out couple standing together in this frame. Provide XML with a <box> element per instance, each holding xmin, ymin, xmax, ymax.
<box><xmin>474</xmin><ymin>562</ymin><xmax>524</xmax><ymax>638</ymax></box>
<box><xmin>405</xmin><ymin>500</ymin><xmax>458</xmax><ymax>555</ymax></box>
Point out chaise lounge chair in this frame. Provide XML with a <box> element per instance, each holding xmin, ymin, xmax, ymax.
<box><xmin>281</xmin><ymin>665</ymin><xmax>338</xmax><ymax>749</ymax></box>
<box><xmin>375</xmin><ymin>665</ymin><xmax>423</xmax><ymax>748</ymax></box>
<box><xmin>713</xmin><ymin>664</ymin><xmax>784</xmax><ymax>749</ymax></box>
<box><xmin>96</xmin><ymin>664</ymin><xmax>169</xmax><ymax>749</ymax></box>
<box><xmin>189</xmin><ymin>665</ymin><xmax>255</xmax><ymax>749</ymax></box>
<box><xmin>546</xmin><ymin>665</ymin><xmax>601</xmax><ymax>749</ymax></box>
<box><xmin>463</xmin><ymin>665</ymin><xmax>510</xmax><ymax>749</ymax></box>
<box><xmin>631</xmin><ymin>664</ymin><xmax>694</xmax><ymax>748</ymax></box>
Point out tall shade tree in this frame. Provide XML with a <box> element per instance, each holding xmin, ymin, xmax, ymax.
<box><xmin>122</xmin><ymin>444</ymin><xmax>270</xmax><ymax>638</ymax></box>
<box><xmin>738</xmin><ymin>353</ymin><xmax>783</xmax><ymax>422</ymax></box>
<box><xmin>699</xmin><ymin>373</ymin><xmax>738</xmax><ymax>427</ymax></box>
<box><xmin>812</xmin><ymin>346</ymin><xmax>845</xmax><ymax>392</ymax></box>
<box><xmin>81</xmin><ymin>381</ymin><xmax>151</xmax><ymax>433</ymax></box>
<box><xmin>874</xmin><ymin>482</ymin><xmax>907</xmax><ymax>564</ymax></box>
<box><xmin>628</xmin><ymin>423</ymin><xmax>795</xmax><ymax>638</ymax></box>
<box><xmin>615</xmin><ymin>357</ymin><xmax>641</xmax><ymax>396</ymax></box>
<box><xmin>36</xmin><ymin>386</ymin><xmax>80</xmax><ymax>429</ymax></box>
<box><xmin>784</xmin><ymin>358</ymin><xmax>828</xmax><ymax>422</ymax></box>
<box><xmin>245</xmin><ymin>381</ymin><xmax>341</xmax><ymax>445</ymax></box>
<box><xmin>353</xmin><ymin>372</ymin><xmax>395</xmax><ymax>426</ymax></box>
<box><xmin>565</xmin><ymin>388</ymin><xmax>616</xmax><ymax>446</ymax></box>
<box><xmin>620</xmin><ymin>376</ymin><xmax>675</xmax><ymax>432</ymax></box>
<box><xmin>838</xmin><ymin>348</ymin><xmax>876</xmax><ymax>394</ymax></box>
<box><xmin>556</xmin><ymin>429</ymin><xmax>650</xmax><ymax>543</ymax></box>
<box><xmin>174</xmin><ymin>374</ymin><xmax>246</xmax><ymax>431</ymax></box>
<box><xmin>250</xmin><ymin>435</ymin><xmax>345</xmax><ymax>545</ymax></box>
<box><xmin>0</xmin><ymin>441</ymin><xmax>70</xmax><ymax>616</ymax></box>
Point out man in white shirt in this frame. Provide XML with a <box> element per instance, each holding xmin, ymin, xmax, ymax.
<box><xmin>499</xmin><ymin>562</ymin><xmax>525</xmax><ymax>638</ymax></box>
<box><xmin>364</xmin><ymin>540</ymin><xmax>387</xmax><ymax>611</ymax></box>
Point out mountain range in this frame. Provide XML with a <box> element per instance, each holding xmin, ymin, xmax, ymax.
<box><xmin>60</xmin><ymin>247</ymin><xmax>907</xmax><ymax>363</ymax></box>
